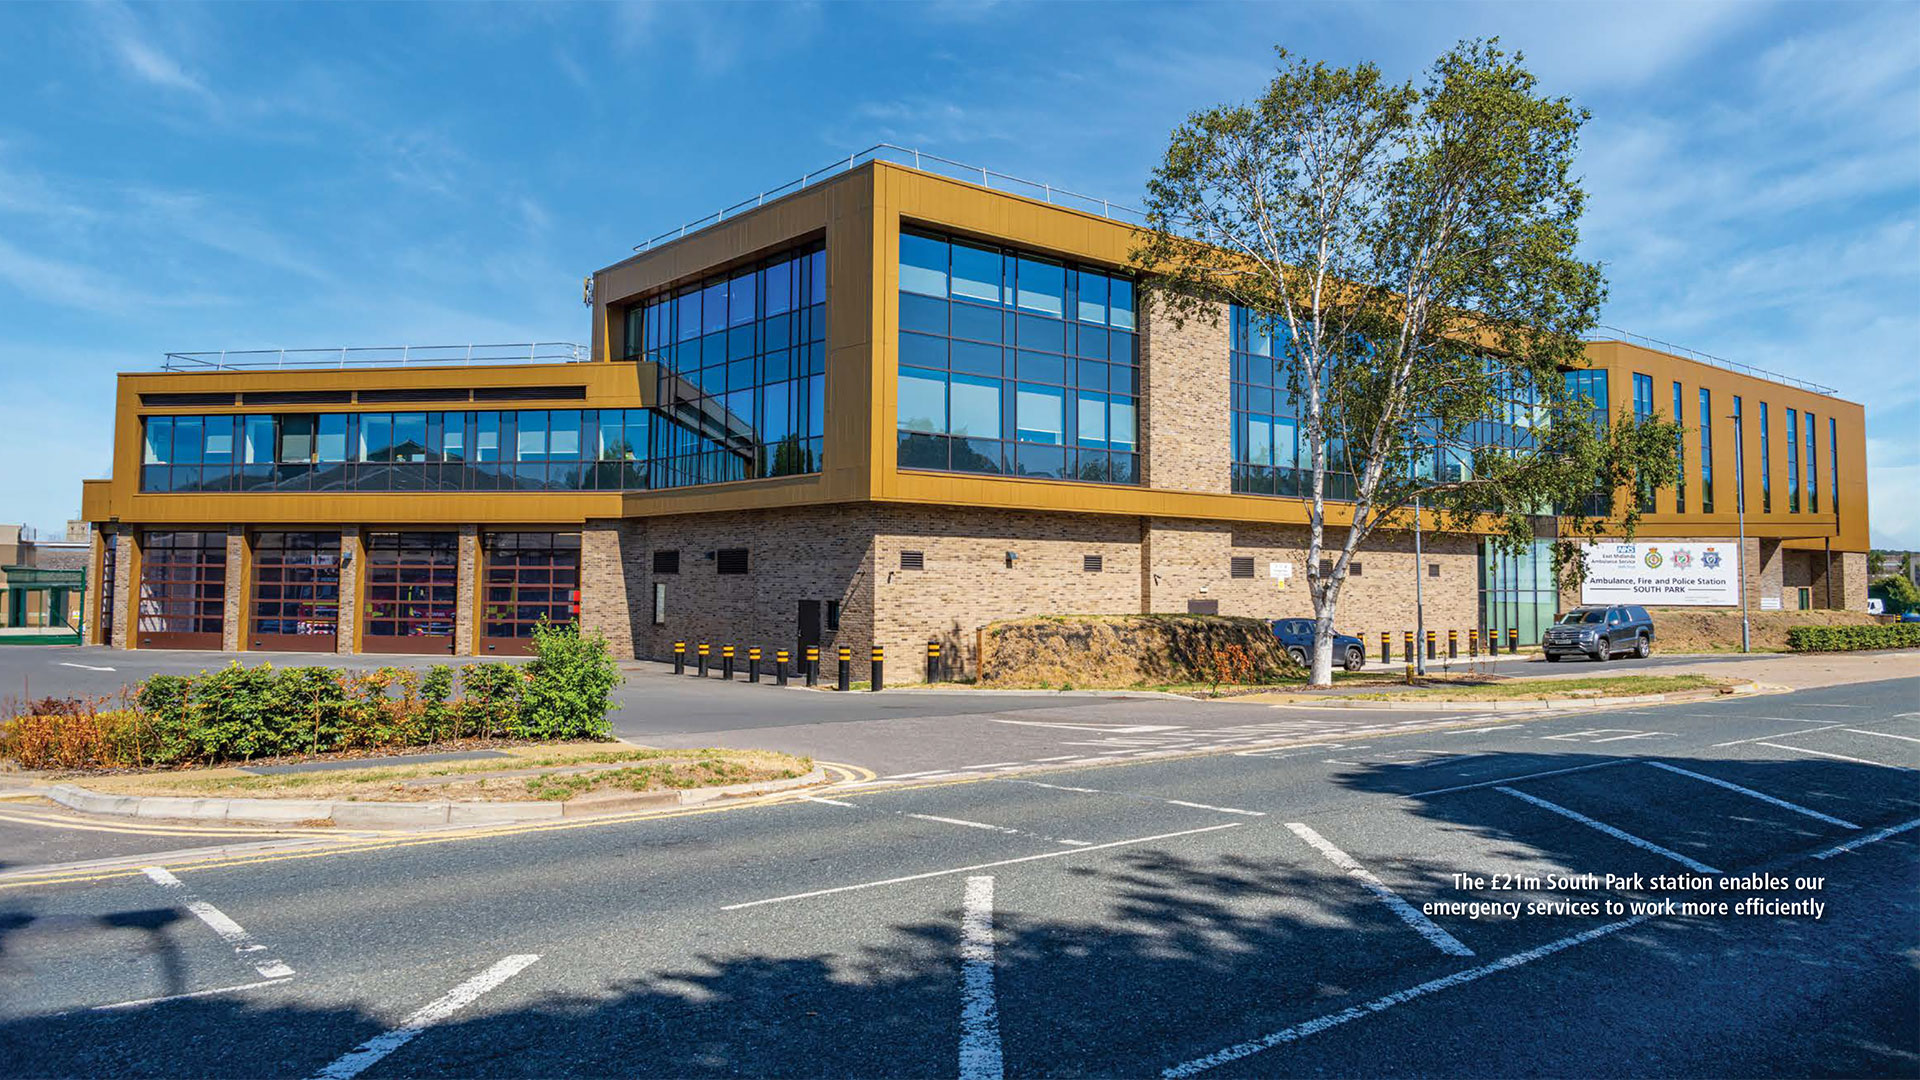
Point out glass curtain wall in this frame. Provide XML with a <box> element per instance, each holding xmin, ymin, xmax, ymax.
<box><xmin>1229</xmin><ymin>306</ymin><xmax>1356</xmax><ymax>500</ymax></box>
<box><xmin>1632</xmin><ymin>374</ymin><xmax>1655</xmax><ymax>511</ymax></box>
<box><xmin>1698</xmin><ymin>388</ymin><xmax>1714</xmax><ymax>513</ymax></box>
<box><xmin>896</xmin><ymin>229</ymin><xmax>1139</xmax><ymax>483</ymax></box>
<box><xmin>1673</xmin><ymin>381</ymin><xmax>1686</xmax><ymax>513</ymax></box>
<box><xmin>1787</xmin><ymin>407</ymin><xmax>1800</xmax><ymax>512</ymax></box>
<box><xmin>1760</xmin><ymin>402</ymin><xmax>1772</xmax><ymax>512</ymax></box>
<box><xmin>629</xmin><ymin>243</ymin><xmax>827</xmax><ymax>487</ymax></box>
<box><xmin>1480</xmin><ymin>538</ymin><xmax>1559</xmax><ymax>646</ymax></box>
<box><xmin>1805</xmin><ymin>409</ymin><xmax>1818</xmax><ymax>513</ymax></box>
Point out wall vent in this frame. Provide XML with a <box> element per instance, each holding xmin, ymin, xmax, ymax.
<box><xmin>900</xmin><ymin>550</ymin><xmax>925</xmax><ymax>570</ymax></box>
<box><xmin>652</xmin><ymin>550</ymin><xmax>680</xmax><ymax>575</ymax></box>
<box><xmin>1229</xmin><ymin>556</ymin><xmax>1255</xmax><ymax>579</ymax></box>
<box><xmin>717</xmin><ymin>548</ymin><xmax>750</xmax><ymax>575</ymax></box>
<box><xmin>1084</xmin><ymin>554</ymin><xmax>1103</xmax><ymax>573</ymax></box>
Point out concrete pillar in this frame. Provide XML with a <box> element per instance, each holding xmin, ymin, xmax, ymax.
<box><xmin>336</xmin><ymin>527</ymin><xmax>361</xmax><ymax>654</ymax></box>
<box><xmin>111</xmin><ymin>532</ymin><xmax>134</xmax><ymax>650</ymax></box>
<box><xmin>455</xmin><ymin>525</ymin><xmax>479</xmax><ymax>656</ymax></box>
<box><xmin>220</xmin><ymin>527</ymin><xmax>245</xmax><ymax>653</ymax></box>
<box><xmin>1747</xmin><ymin>537</ymin><xmax>1785</xmax><ymax>611</ymax></box>
<box><xmin>1831</xmin><ymin>551</ymin><xmax>1869</xmax><ymax>611</ymax></box>
<box><xmin>1139</xmin><ymin>295</ymin><xmax>1231</xmax><ymax>493</ymax></box>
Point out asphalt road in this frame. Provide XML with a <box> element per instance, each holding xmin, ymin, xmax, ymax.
<box><xmin>1</xmin><ymin>675</ymin><xmax>1915</xmax><ymax>1077</ymax></box>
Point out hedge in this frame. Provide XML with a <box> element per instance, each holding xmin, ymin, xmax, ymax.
<box><xmin>1</xmin><ymin>622</ymin><xmax>622</xmax><ymax>770</ymax></box>
<box><xmin>1785</xmin><ymin>623</ymin><xmax>1920</xmax><ymax>653</ymax></box>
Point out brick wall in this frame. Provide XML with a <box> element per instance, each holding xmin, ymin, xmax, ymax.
<box><xmin>111</xmin><ymin>531</ymin><xmax>133</xmax><ymax>650</ymax></box>
<box><xmin>336</xmin><ymin>528</ymin><xmax>361</xmax><ymax>654</ymax></box>
<box><xmin>220</xmin><ymin>527</ymin><xmax>245</xmax><ymax>652</ymax></box>
<box><xmin>454</xmin><ymin>525</ymin><xmax>479</xmax><ymax>656</ymax></box>
<box><xmin>1139</xmin><ymin>296</ymin><xmax>1231</xmax><ymax>493</ymax></box>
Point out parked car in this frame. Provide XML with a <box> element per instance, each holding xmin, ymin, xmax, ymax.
<box><xmin>1541</xmin><ymin>604</ymin><xmax>1655</xmax><ymax>662</ymax></box>
<box><xmin>1271</xmin><ymin>619</ymin><xmax>1367</xmax><ymax>670</ymax></box>
<box><xmin>1901</xmin><ymin>610</ymin><xmax>1920</xmax><ymax>623</ymax></box>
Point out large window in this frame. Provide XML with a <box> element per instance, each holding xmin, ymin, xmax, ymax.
<box><xmin>250</xmin><ymin>531</ymin><xmax>340</xmax><ymax>651</ymax></box>
<box><xmin>1481</xmin><ymin>538</ymin><xmax>1557</xmax><ymax>646</ymax></box>
<box><xmin>1231</xmin><ymin>306</ymin><xmax>1346</xmax><ymax>498</ymax></box>
<box><xmin>1759</xmin><ymin>402</ymin><xmax>1771</xmax><ymax>512</ymax></box>
<box><xmin>1805</xmin><ymin>409</ymin><xmax>1818</xmax><ymax>514</ymax></box>
<box><xmin>140</xmin><ymin>409</ymin><xmax>653</xmax><ymax>493</ymax></box>
<box><xmin>1563</xmin><ymin>369</ymin><xmax>1611</xmax><ymax>517</ymax></box>
<box><xmin>1787</xmin><ymin>407</ymin><xmax>1800</xmax><ymax>512</ymax></box>
<box><xmin>1632</xmin><ymin>373</ymin><xmax>1655</xmax><ymax>512</ymax></box>
<box><xmin>1828</xmin><ymin>417</ymin><xmax>1838</xmax><ymax>520</ymax></box>
<box><xmin>895</xmin><ymin>229</ymin><xmax>1139</xmax><ymax>483</ymax></box>
<box><xmin>628</xmin><ymin>243</ymin><xmax>827</xmax><ymax>487</ymax></box>
<box><xmin>1698</xmin><ymin>388</ymin><xmax>1714</xmax><ymax>513</ymax></box>
<box><xmin>137</xmin><ymin>530</ymin><xmax>227</xmax><ymax>649</ymax></box>
<box><xmin>363</xmin><ymin>532</ymin><xmax>458</xmax><ymax>653</ymax></box>
<box><xmin>1673</xmin><ymin>381</ymin><xmax>1686</xmax><ymax>513</ymax></box>
<box><xmin>481</xmin><ymin>532</ymin><xmax>580</xmax><ymax>656</ymax></box>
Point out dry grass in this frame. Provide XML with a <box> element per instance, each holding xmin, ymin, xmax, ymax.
<box><xmin>71</xmin><ymin>744</ymin><xmax>813</xmax><ymax>802</ymax></box>
<box><xmin>980</xmin><ymin>615</ymin><xmax>1303</xmax><ymax>689</ymax></box>
<box><xmin>1644</xmin><ymin>607</ymin><xmax>1877</xmax><ymax>653</ymax></box>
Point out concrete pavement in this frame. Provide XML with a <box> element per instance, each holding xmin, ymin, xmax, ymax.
<box><xmin>0</xmin><ymin>675</ymin><xmax>1914</xmax><ymax>1077</ymax></box>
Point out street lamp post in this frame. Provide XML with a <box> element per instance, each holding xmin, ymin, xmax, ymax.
<box><xmin>1731</xmin><ymin>411</ymin><xmax>1751</xmax><ymax>653</ymax></box>
<box><xmin>1413</xmin><ymin>495</ymin><xmax>1427</xmax><ymax>676</ymax></box>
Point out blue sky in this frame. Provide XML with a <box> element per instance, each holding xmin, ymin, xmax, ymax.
<box><xmin>1</xmin><ymin>1</ymin><xmax>1915</xmax><ymax>546</ymax></box>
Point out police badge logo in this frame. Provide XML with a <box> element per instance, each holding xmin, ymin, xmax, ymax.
<box><xmin>1702</xmin><ymin>548</ymin><xmax>1722</xmax><ymax>570</ymax></box>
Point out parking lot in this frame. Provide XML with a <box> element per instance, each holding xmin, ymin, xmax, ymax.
<box><xmin>1</xmin><ymin>674</ymin><xmax>1914</xmax><ymax>1077</ymax></box>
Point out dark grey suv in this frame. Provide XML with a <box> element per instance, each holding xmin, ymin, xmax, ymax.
<box><xmin>1541</xmin><ymin>604</ymin><xmax>1654</xmax><ymax>662</ymax></box>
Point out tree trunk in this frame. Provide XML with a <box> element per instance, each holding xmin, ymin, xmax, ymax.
<box><xmin>1310</xmin><ymin>614</ymin><xmax>1337</xmax><ymax>687</ymax></box>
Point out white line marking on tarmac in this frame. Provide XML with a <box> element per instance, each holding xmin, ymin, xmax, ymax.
<box><xmin>1495</xmin><ymin>788</ymin><xmax>1720</xmax><ymax>874</ymax></box>
<box><xmin>1589</xmin><ymin>732</ymin><xmax>1672</xmax><ymax>743</ymax></box>
<box><xmin>721</xmin><ymin>823</ymin><xmax>1244</xmax><ymax>910</ymax></box>
<box><xmin>1713</xmin><ymin>724</ymin><xmax>1847</xmax><ymax>748</ymax></box>
<box><xmin>1158</xmin><ymin>914</ymin><xmax>1657</xmax><ymax>1077</ymax></box>
<box><xmin>986</xmin><ymin>718</ymin><xmax>1184</xmax><ymax>733</ymax></box>
<box><xmin>1755</xmin><ymin>742</ymin><xmax>1911</xmax><ymax>769</ymax></box>
<box><xmin>911</xmin><ymin>813</ymin><xmax>1024</xmax><ymax>834</ymax></box>
<box><xmin>1032</xmin><ymin>754</ymin><xmax>1084</xmax><ymax>762</ymax></box>
<box><xmin>1403</xmin><ymin>758</ymin><xmax>1630</xmax><ymax>798</ymax></box>
<box><xmin>1812</xmin><ymin>816</ymin><xmax>1920</xmax><ymax>859</ymax></box>
<box><xmin>1845</xmin><ymin>728</ymin><xmax>1920</xmax><ymax>744</ymax></box>
<box><xmin>959</xmin><ymin>876</ymin><xmax>1003</xmax><ymax>1080</ymax></box>
<box><xmin>801</xmin><ymin>795</ymin><xmax>859</xmax><ymax>807</ymax></box>
<box><xmin>86</xmin><ymin>977</ymin><xmax>292</xmax><ymax>1013</ymax></box>
<box><xmin>882</xmin><ymin>770</ymin><xmax>951</xmax><ymax>780</ymax></box>
<box><xmin>963</xmin><ymin>762</ymin><xmax>1023</xmax><ymax>770</ymax></box>
<box><xmin>58</xmin><ymin>662</ymin><xmax>115</xmax><ymax>672</ymax></box>
<box><xmin>1801</xmin><ymin>703</ymin><xmax>1863</xmax><ymax>708</ymax></box>
<box><xmin>1285</xmin><ymin>823</ymin><xmax>1474</xmax><ymax>957</ymax></box>
<box><xmin>143</xmin><ymin>867</ymin><xmax>294</xmax><ymax>979</ymax></box>
<box><xmin>1644</xmin><ymin>762</ymin><xmax>1859</xmax><ymax>829</ymax></box>
<box><xmin>311</xmin><ymin>955</ymin><xmax>540</xmax><ymax>1080</ymax></box>
<box><xmin>998</xmin><ymin>778</ymin><xmax>1265</xmax><ymax>816</ymax></box>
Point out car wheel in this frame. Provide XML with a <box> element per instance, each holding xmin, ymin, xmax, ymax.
<box><xmin>1593</xmin><ymin>637</ymin><xmax>1609</xmax><ymax>662</ymax></box>
<box><xmin>1287</xmin><ymin>646</ymin><xmax>1307</xmax><ymax>667</ymax></box>
<box><xmin>1344</xmin><ymin>646</ymin><xmax>1364</xmax><ymax>671</ymax></box>
<box><xmin>1635</xmin><ymin>636</ymin><xmax>1650</xmax><ymax>659</ymax></box>
<box><xmin>1545</xmin><ymin>652</ymin><xmax>1561</xmax><ymax>662</ymax></box>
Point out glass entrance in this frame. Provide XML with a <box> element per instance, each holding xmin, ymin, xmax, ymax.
<box><xmin>249</xmin><ymin>531</ymin><xmax>341</xmax><ymax>653</ymax></box>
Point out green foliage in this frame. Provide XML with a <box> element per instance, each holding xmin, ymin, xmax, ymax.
<box><xmin>457</xmin><ymin>662</ymin><xmax>524</xmax><ymax>739</ymax></box>
<box><xmin>1870</xmin><ymin>575</ymin><xmax>1920</xmax><ymax>615</ymax></box>
<box><xmin>1786</xmin><ymin>624</ymin><xmax>1920</xmax><ymax>652</ymax></box>
<box><xmin>516</xmin><ymin>621</ymin><xmax>622</xmax><ymax>741</ymax></box>
<box><xmin>422</xmin><ymin>664</ymin><xmax>455</xmax><ymax>739</ymax></box>
<box><xmin>1132</xmin><ymin>39</ymin><xmax>1679</xmax><ymax>683</ymax></box>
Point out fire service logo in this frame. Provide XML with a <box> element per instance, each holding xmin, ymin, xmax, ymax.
<box><xmin>1644</xmin><ymin>548</ymin><xmax>1664</xmax><ymax>569</ymax></box>
<box><xmin>1671</xmin><ymin>548</ymin><xmax>1693</xmax><ymax>570</ymax></box>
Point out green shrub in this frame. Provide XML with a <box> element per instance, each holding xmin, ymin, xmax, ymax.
<box><xmin>422</xmin><ymin>664</ymin><xmax>455</xmax><ymax>741</ymax></box>
<box><xmin>1786</xmin><ymin>623</ymin><xmax>1920</xmax><ymax>652</ymax></box>
<box><xmin>517</xmin><ymin>621</ymin><xmax>622</xmax><ymax>741</ymax></box>
<box><xmin>458</xmin><ymin>662</ymin><xmax>523</xmax><ymax>738</ymax></box>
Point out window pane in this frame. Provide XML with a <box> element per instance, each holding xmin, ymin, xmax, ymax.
<box><xmin>700</xmin><ymin>281</ymin><xmax>727</xmax><ymax>336</ymax></box>
<box><xmin>949</xmin><ymin>374</ymin><xmax>1002</xmax><ymax>439</ymax></box>
<box><xmin>358</xmin><ymin>414</ymin><xmax>391</xmax><ymax>462</ymax></box>
<box><xmin>1076</xmin><ymin>271</ymin><xmax>1107</xmax><ymax>324</ymax></box>
<box><xmin>728</xmin><ymin>272</ymin><xmax>756</xmax><ymax>327</ymax></box>
<box><xmin>764</xmin><ymin>259</ymin><xmax>793</xmax><ymax>316</ymax></box>
<box><xmin>1015</xmin><ymin>258</ymin><xmax>1064</xmax><ymax>316</ymax></box>
<box><xmin>145</xmin><ymin>416</ymin><xmax>174</xmax><ymax>464</ymax></box>
<box><xmin>171</xmin><ymin>416</ymin><xmax>204</xmax><ymax>464</ymax></box>
<box><xmin>1109</xmin><ymin>278</ymin><xmax>1135</xmax><ymax>330</ymax></box>
<box><xmin>440</xmin><ymin>412</ymin><xmax>465</xmax><ymax>461</ymax></box>
<box><xmin>951</xmin><ymin>242</ymin><xmax>1001</xmax><ymax>304</ymax></box>
<box><xmin>244</xmin><ymin>416</ymin><xmax>275</xmax><ymax>464</ymax></box>
<box><xmin>202</xmin><ymin>416</ymin><xmax>235</xmax><ymax>464</ymax></box>
<box><xmin>898</xmin><ymin>369</ymin><xmax>947</xmax><ymax>434</ymax></box>
<box><xmin>1109</xmin><ymin>399</ymin><xmax>1137</xmax><ymax>451</ymax></box>
<box><xmin>316</xmin><ymin>414</ymin><xmax>347</xmax><ymax>463</ymax></box>
<box><xmin>475</xmin><ymin>413</ymin><xmax>500</xmax><ymax>462</ymax></box>
<box><xmin>392</xmin><ymin>413</ymin><xmax>427</xmax><ymax>462</ymax></box>
<box><xmin>1077</xmin><ymin>390</ymin><xmax>1108</xmax><ymax>447</ymax></box>
<box><xmin>549</xmin><ymin>411</ymin><xmax>581</xmax><ymax>459</ymax></box>
<box><xmin>517</xmin><ymin>411</ymin><xmax>548</xmax><ymax>461</ymax></box>
<box><xmin>900</xmin><ymin>233</ymin><xmax>948</xmax><ymax>297</ymax></box>
<box><xmin>1016</xmin><ymin>383</ymin><xmax>1064</xmax><ymax>444</ymax></box>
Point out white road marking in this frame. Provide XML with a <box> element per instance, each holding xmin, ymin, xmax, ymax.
<box><xmin>1032</xmin><ymin>754</ymin><xmax>1085</xmax><ymax>761</ymax></box>
<box><xmin>1644</xmin><ymin>762</ymin><xmax>1860</xmax><ymax>829</ymax></box>
<box><xmin>1755</xmin><ymin>742</ymin><xmax>1911</xmax><ymax>769</ymax></box>
<box><xmin>85</xmin><ymin>977</ymin><xmax>292</xmax><ymax>1013</ymax></box>
<box><xmin>1410</xmin><ymin>752</ymin><xmax>1492</xmax><ymax>768</ymax></box>
<box><xmin>721</xmin><ymin>823</ymin><xmax>1244</xmax><ymax>910</ymax></box>
<box><xmin>1713</xmin><ymin>724</ymin><xmax>1847</xmax><ymax>748</ymax></box>
<box><xmin>1285</xmin><ymin>823</ymin><xmax>1474</xmax><ymax>957</ymax></box>
<box><xmin>882</xmin><ymin>770</ymin><xmax>953</xmax><ymax>780</ymax></box>
<box><xmin>998</xmin><ymin>778</ymin><xmax>1265</xmax><ymax>816</ymax></box>
<box><xmin>58</xmin><ymin>662</ymin><xmax>115</xmax><ymax>672</ymax></box>
<box><xmin>143</xmin><ymin>867</ymin><xmax>294</xmax><ymax>979</ymax></box>
<box><xmin>1403</xmin><ymin>758</ymin><xmax>1631</xmax><ymax>798</ymax></box>
<box><xmin>801</xmin><ymin>795</ymin><xmax>859</xmax><ymax>807</ymax></box>
<box><xmin>1844</xmin><ymin>728</ymin><xmax>1920</xmax><ymax>744</ymax></box>
<box><xmin>311</xmin><ymin>955</ymin><xmax>540</xmax><ymax>1080</ymax></box>
<box><xmin>1495</xmin><ymin>787</ymin><xmax>1720</xmax><ymax>874</ymax></box>
<box><xmin>1589</xmin><ymin>731</ymin><xmax>1673</xmax><ymax>743</ymax></box>
<box><xmin>985</xmin><ymin>718</ymin><xmax>1184</xmax><ymax>733</ymax></box>
<box><xmin>1812</xmin><ymin>816</ymin><xmax>1920</xmax><ymax>860</ymax></box>
<box><xmin>963</xmin><ymin>762</ymin><xmax>1023</xmax><ymax>770</ymax></box>
<box><xmin>1800</xmin><ymin>703</ymin><xmax>1863</xmax><ymax>708</ymax></box>
<box><xmin>959</xmin><ymin>876</ymin><xmax>1003</xmax><ymax>1080</ymax></box>
<box><xmin>911</xmin><ymin>813</ymin><xmax>1024</xmax><ymax>834</ymax></box>
<box><xmin>1160</xmin><ymin>914</ymin><xmax>1657</xmax><ymax>1077</ymax></box>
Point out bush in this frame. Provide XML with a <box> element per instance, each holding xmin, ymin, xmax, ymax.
<box><xmin>457</xmin><ymin>662</ymin><xmax>523</xmax><ymax>739</ymax></box>
<box><xmin>517</xmin><ymin>621</ymin><xmax>622</xmax><ymax>740</ymax></box>
<box><xmin>1786</xmin><ymin>623</ymin><xmax>1920</xmax><ymax>652</ymax></box>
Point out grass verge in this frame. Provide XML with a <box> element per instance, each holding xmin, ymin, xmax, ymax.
<box><xmin>65</xmin><ymin>744</ymin><xmax>814</xmax><ymax>802</ymax></box>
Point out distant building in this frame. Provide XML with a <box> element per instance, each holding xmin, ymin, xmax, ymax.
<box><xmin>1</xmin><ymin>521</ymin><xmax>88</xmax><ymax>637</ymax></box>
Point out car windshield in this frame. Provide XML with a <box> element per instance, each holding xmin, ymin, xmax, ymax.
<box><xmin>1559</xmin><ymin>610</ymin><xmax>1606</xmax><ymax>624</ymax></box>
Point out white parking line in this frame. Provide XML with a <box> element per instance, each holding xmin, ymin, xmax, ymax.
<box><xmin>998</xmin><ymin>778</ymin><xmax>1265</xmax><ymax>816</ymax></box>
<box><xmin>58</xmin><ymin>662</ymin><xmax>115</xmax><ymax>672</ymax></box>
<box><xmin>1755</xmin><ymin>742</ymin><xmax>1911</xmax><ymax>769</ymax></box>
<box><xmin>143</xmin><ymin>867</ymin><xmax>294</xmax><ymax>979</ymax></box>
<box><xmin>959</xmin><ymin>876</ymin><xmax>1003</xmax><ymax>1080</ymax></box>
<box><xmin>1644</xmin><ymin>762</ymin><xmax>1859</xmax><ymax>829</ymax></box>
<box><xmin>1812</xmin><ymin>816</ymin><xmax>1920</xmax><ymax>860</ymax></box>
<box><xmin>1844</xmin><ymin>728</ymin><xmax>1920</xmax><ymax>744</ymax></box>
<box><xmin>311</xmin><ymin>954</ymin><xmax>540</xmax><ymax>1080</ymax></box>
<box><xmin>86</xmin><ymin>976</ymin><xmax>292</xmax><ymax>1013</ymax></box>
<box><xmin>1713</xmin><ymin>724</ymin><xmax>1847</xmax><ymax>748</ymax></box>
<box><xmin>1800</xmin><ymin>703</ymin><xmax>1863</xmax><ymax>709</ymax></box>
<box><xmin>1495</xmin><ymin>787</ymin><xmax>1720</xmax><ymax>874</ymax></box>
<box><xmin>721</xmin><ymin>823</ymin><xmax>1244</xmax><ymax>910</ymax></box>
<box><xmin>1285</xmin><ymin>823</ymin><xmax>1474</xmax><ymax>957</ymax></box>
<box><xmin>1403</xmin><ymin>758</ymin><xmax>1631</xmax><ymax>798</ymax></box>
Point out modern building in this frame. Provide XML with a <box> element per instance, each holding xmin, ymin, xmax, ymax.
<box><xmin>80</xmin><ymin>150</ymin><xmax>1870</xmax><ymax>679</ymax></box>
<box><xmin>2</xmin><ymin>521</ymin><xmax>89</xmax><ymax>642</ymax></box>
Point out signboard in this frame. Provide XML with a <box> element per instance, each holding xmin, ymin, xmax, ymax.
<box><xmin>1270</xmin><ymin>561</ymin><xmax>1293</xmax><ymax>580</ymax></box>
<box><xmin>1578</xmin><ymin>541</ymin><xmax>1740</xmax><ymax>607</ymax></box>
<box><xmin>1759</xmin><ymin>595</ymin><xmax>1782</xmax><ymax>611</ymax></box>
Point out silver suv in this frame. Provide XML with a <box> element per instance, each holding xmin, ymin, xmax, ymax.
<box><xmin>1541</xmin><ymin>605</ymin><xmax>1654</xmax><ymax>662</ymax></box>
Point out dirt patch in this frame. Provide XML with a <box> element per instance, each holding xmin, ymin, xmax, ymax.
<box><xmin>1645</xmin><ymin>607</ymin><xmax>1878</xmax><ymax>653</ymax></box>
<box><xmin>979</xmin><ymin>615</ymin><xmax>1304</xmax><ymax>688</ymax></box>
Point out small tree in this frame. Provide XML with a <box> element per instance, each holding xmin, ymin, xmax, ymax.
<box><xmin>1136</xmin><ymin>40</ymin><xmax>1680</xmax><ymax>686</ymax></box>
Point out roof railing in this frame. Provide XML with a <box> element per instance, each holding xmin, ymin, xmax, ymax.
<box><xmin>160</xmin><ymin>342</ymin><xmax>590</xmax><ymax>372</ymax></box>
<box><xmin>1584</xmin><ymin>325</ymin><xmax>1836</xmax><ymax>396</ymax></box>
<box><xmin>629</xmin><ymin>143</ymin><xmax>1146</xmax><ymax>254</ymax></box>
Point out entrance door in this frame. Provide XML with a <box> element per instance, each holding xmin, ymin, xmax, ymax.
<box><xmin>797</xmin><ymin>600</ymin><xmax>822</xmax><ymax>652</ymax></box>
<box><xmin>137</xmin><ymin>530</ymin><xmax>227</xmax><ymax>650</ymax></box>
<box><xmin>480</xmin><ymin>532</ymin><xmax>581</xmax><ymax>656</ymax></box>
<box><xmin>363</xmin><ymin>532</ymin><xmax>458</xmax><ymax>654</ymax></box>
<box><xmin>250</xmin><ymin>531</ymin><xmax>341</xmax><ymax>653</ymax></box>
